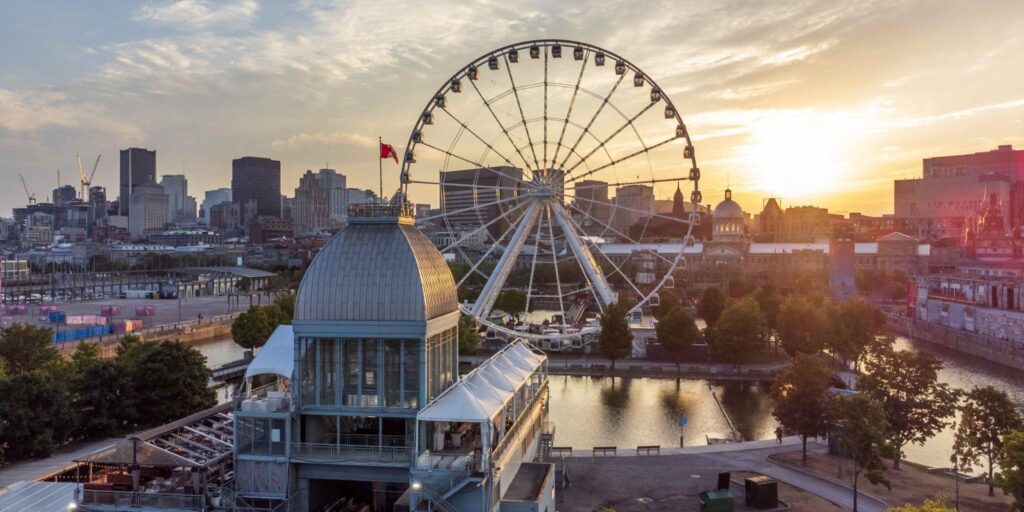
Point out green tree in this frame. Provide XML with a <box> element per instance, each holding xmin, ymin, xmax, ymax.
<box><xmin>771</xmin><ymin>354</ymin><xmax>833</xmax><ymax>465</ymax></box>
<box><xmin>954</xmin><ymin>386</ymin><xmax>1023</xmax><ymax>496</ymax></box>
<box><xmin>458</xmin><ymin>315</ymin><xmax>481</xmax><ymax>355</ymax></box>
<box><xmin>0</xmin><ymin>324</ymin><xmax>60</xmax><ymax>375</ymax></box>
<box><xmin>115</xmin><ymin>334</ymin><xmax>143</xmax><ymax>357</ymax></box>
<box><xmin>777</xmin><ymin>296</ymin><xmax>829</xmax><ymax>357</ymax></box>
<box><xmin>70</xmin><ymin>341</ymin><xmax>102</xmax><ymax>374</ymax></box>
<box><xmin>494</xmin><ymin>290</ymin><xmax>528</xmax><ymax>319</ymax></box>
<box><xmin>0</xmin><ymin>373</ymin><xmax>75</xmax><ymax>460</ymax></box>
<box><xmin>710</xmin><ymin>297</ymin><xmax>767</xmax><ymax>368</ymax></box>
<box><xmin>832</xmin><ymin>394</ymin><xmax>891</xmax><ymax>512</ymax></box>
<box><xmin>653</xmin><ymin>291</ymin><xmax>681</xmax><ymax>320</ymax></box>
<box><xmin>697</xmin><ymin>287</ymin><xmax>726</xmax><ymax>328</ymax></box>
<box><xmin>830</xmin><ymin>297</ymin><xmax>884</xmax><ymax>369</ymax></box>
<box><xmin>120</xmin><ymin>340</ymin><xmax>215</xmax><ymax>426</ymax></box>
<box><xmin>73</xmin><ymin>360</ymin><xmax>135</xmax><ymax>439</ymax></box>
<box><xmin>655</xmin><ymin>307</ymin><xmax>700</xmax><ymax>370</ymax></box>
<box><xmin>232</xmin><ymin>305</ymin><xmax>272</xmax><ymax>349</ymax></box>
<box><xmin>753</xmin><ymin>284</ymin><xmax>782</xmax><ymax>338</ymax></box>
<box><xmin>997</xmin><ymin>431</ymin><xmax>1024</xmax><ymax>510</ymax></box>
<box><xmin>598</xmin><ymin>301</ymin><xmax>633</xmax><ymax>370</ymax></box>
<box><xmin>860</xmin><ymin>344</ymin><xmax>959</xmax><ymax>468</ymax></box>
<box><xmin>886</xmin><ymin>498</ymin><xmax>955</xmax><ymax>512</ymax></box>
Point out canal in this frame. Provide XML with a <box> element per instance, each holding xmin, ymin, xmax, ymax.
<box><xmin>196</xmin><ymin>330</ymin><xmax>1023</xmax><ymax>470</ymax></box>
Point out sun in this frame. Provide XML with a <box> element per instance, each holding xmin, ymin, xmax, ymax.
<box><xmin>745</xmin><ymin>112</ymin><xmax>849</xmax><ymax>200</ymax></box>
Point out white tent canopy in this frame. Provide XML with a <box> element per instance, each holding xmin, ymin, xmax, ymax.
<box><xmin>244</xmin><ymin>324</ymin><xmax>294</xmax><ymax>380</ymax></box>
<box><xmin>417</xmin><ymin>340</ymin><xmax>546</xmax><ymax>424</ymax></box>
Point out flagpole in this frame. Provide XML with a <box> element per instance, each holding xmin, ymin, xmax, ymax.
<box><xmin>378</xmin><ymin>136</ymin><xmax>383</xmax><ymax>204</ymax></box>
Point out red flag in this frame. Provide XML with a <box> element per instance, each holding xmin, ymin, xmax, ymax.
<box><xmin>380</xmin><ymin>142</ymin><xmax>399</xmax><ymax>164</ymax></box>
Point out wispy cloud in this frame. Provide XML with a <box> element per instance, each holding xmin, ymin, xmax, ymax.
<box><xmin>271</xmin><ymin>132</ymin><xmax>376</xmax><ymax>150</ymax></box>
<box><xmin>133</xmin><ymin>0</ymin><xmax>260</xmax><ymax>28</ymax></box>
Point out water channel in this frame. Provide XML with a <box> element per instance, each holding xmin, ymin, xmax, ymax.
<box><xmin>197</xmin><ymin>328</ymin><xmax>1023</xmax><ymax>470</ymax></box>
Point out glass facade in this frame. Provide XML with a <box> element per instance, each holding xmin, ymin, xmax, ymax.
<box><xmin>424</xmin><ymin>328</ymin><xmax>457</xmax><ymax>402</ymax></box>
<box><xmin>298</xmin><ymin>337</ymin><xmax>427</xmax><ymax>409</ymax></box>
<box><xmin>236</xmin><ymin>416</ymin><xmax>288</xmax><ymax>456</ymax></box>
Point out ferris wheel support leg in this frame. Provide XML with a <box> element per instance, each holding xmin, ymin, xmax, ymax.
<box><xmin>471</xmin><ymin>200</ymin><xmax>543</xmax><ymax>320</ymax></box>
<box><xmin>549</xmin><ymin>202</ymin><xmax>617</xmax><ymax>307</ymax></box>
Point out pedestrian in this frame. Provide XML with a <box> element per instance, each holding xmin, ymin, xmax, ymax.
<box><xmin>775</xmin><ymin>426</ymin><xmax>784</xmax><ymax>445</ymax></box>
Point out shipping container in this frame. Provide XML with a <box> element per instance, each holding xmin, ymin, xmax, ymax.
<box><xmin>100</xmin><ymin>305</ymin><xmax>122</xmax><ymax>316</ymax></box>
<box><xmin>135</xmin><ymin>306</ymin><xmax>156</xmax><ymax>316</ymax></box>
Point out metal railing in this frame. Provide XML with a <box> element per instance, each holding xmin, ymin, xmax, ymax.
<box><xmin>491</xmin><ymin>381</ymin><xmax>549</xmax><ymax>467</ymax></box>
<box><xmin>291</xmin><ymin>442</ymin><xmax>411</xmax><ymax>464</ymax></box>
<box><xmin>76</xmin><ymin>488</ymin><xmax>205</xmax><ymax>510</ymax></box>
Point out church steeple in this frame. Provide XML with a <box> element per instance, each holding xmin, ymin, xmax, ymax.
<box><xmin>672</xmin><ymin>181</ymin><xmax>685</xmax><ymax>216</ymax></box>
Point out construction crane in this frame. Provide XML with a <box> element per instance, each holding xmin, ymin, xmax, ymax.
<box><xmin>76</xmin><ymin>152</ymin><xmax>102</xmax><ymax>200</ymax></box>
<box><xmin>18</xmin><ymin>173</ymin><xmax>36</xmax><ymax>205</ymax></box>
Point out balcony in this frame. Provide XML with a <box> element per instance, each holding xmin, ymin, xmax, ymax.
<box><xmin>291</xmin><ymin>434</ymin><xmax>411</xmax><ymax>465</ymax></box>
<box><xmin>76</xmin><ymin>488</ymin><xmax>205</xmax><ymax>511</ymax></box>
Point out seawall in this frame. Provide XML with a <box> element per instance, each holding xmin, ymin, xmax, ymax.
<box><xmin>887</xmin><ymin>315</ymin><xmax>1024</xmax><ymax>371</ymax></box>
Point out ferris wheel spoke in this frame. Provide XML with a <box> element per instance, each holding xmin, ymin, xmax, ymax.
<box><xmin>455</xmin><ymin>208</ymin><xmax>529</xmax><ymax>289</ymax></box>
<box><xmin>415</xmin><ymin>192</ymin><xmax>523</xmax><ymax>225</ymax></box>
<box><xmin>566</xmin><ymin>134</ymin><xmax>680</xmax><ymax>184</ymax></box>
<box><xmin>471</xmin><ymin>200</ymin><xmax>543</xmax><ymax>320</ymax></box>
<box><xmin>466</xmin><ymin>77</ymin><xmax>535</xmax><ymax>172</ymax></box>
<box><xmin>564</xmin><ymin>101</ymin><xmax>658</xmax><ymax>176</ymax></box>
<box><xmin>523</xmin><ymin>209</ymin><xmax>545</xmax><ymax>316</ymax></box>
<box><xmin>436</xmin><ymin>107</ymin><xmax>521</xmax><ymax>172</ymax></box>
<box><xmin>550</xmin><ymin>49</ymin><xmax>588</xmax><ymax>170</ymax></box>
<box><xmin>415</xmin><ymin>141</ymin><xmax>533</xmax><ymax>188</ymax></box>
<box><xmin>549</xmin><ymin>202</ymin><xmax>616</xmax><ymax>306</ymax></box>
<box><xmin>503</xmin><ymin>53</ymin><xmax>542</xmax><ymax>173</ymax></box>
<box><xmin>573</xmin><ymin>177</ymin><xmax>691</xmax><ymax>191</ymax></box>
<box><xmin>557</xmin><ymin>72</ymin><xmax>627</xmax><ymax>171</ymax></box>
<box><xmin>440</xmin><ymin>199</ymin><xmax>530</xmax><ymax>254</ymax></box>
<box><xmin>544</xmin><ymin>202</ymin><xmax>568</xmax><ymax>330</ymax></box>
<box><xmin>573</xmin><ymin>194</ymin><xmax>692</xmax><ymax>228</ymax></box>
<box><xmin>408</xmin><ymin>179</ymin><xmax>520</xmax><ymax>193</ymax></box>
<box><xmin>566</xmin><ymin>201</ymin><xmax>675</xmax><ymax>267</ymax></box>
<box><xmin>560</xmin><ymin>206</ymin><xmax>646</xmax><ymax>299</ymax></box>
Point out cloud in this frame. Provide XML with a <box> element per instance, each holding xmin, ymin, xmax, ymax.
<box><xmin>134</xmin><ymin>0</ymin><xmax>260</xmax><ymax>28</ymax></box>
<box><xmin>271</xmin><ymin>132</ymin><xmax>377</xmax><ymax>150</ymax></box>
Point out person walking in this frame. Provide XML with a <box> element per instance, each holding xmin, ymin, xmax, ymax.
<box><xmin>775</xmin><ymin>426</ymin><xmax>784</xmax><ymax>445</ymax></box>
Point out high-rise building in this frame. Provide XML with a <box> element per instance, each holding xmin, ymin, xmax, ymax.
<box><xmin>232</xmin><ymin>156</ymin><xmax>281</xmax><ymax>224</ymax></box>
<box><xmin>345</xmin><ymin>188</ymin><xmax>377</xmax><ymax>207</ymax></box>
<box><xmin>611</xmin><ymin>184</ymin><xmax>654</xmax><ymax>236</ymax></box>
<box><xmin>160</xmin><ymin>174</ymin><xmax>194</xmax><ymax>223</ymax></box>
<box><xmin>574</xmin><ymin>180</ymin><xmax>610</xmax><ymax>235</ymax></box>
<box><xmin>127</xmin><ymin>181</ymin><xmax>168</xmax><ymax>237</ymax></box>
<box><xmin>201</xmin><ymin>188</ymin><xmax>232</xmax><ymax>224</ymax></box>
<box><xmin>440</xmin><ymin>166</ymin><xmax>523</xmax><ymax>240</ymax></box>
<box><xmin>315</xmin><ymin>168</ymin><xmax>348</xmax><ymax>222</ymax></box>
<box><xmin>292</xmin><ymin>170</ymin><xmax>330</xmax><ymax>236</ymax></box>
<box><xmin>119</xmin><ymin>147</ymin><xmax>157</xmax><ymax>216</ymax></box>
<box><xmin>52</xmin><ymin>185</ymin><xmax>77</xmax><ymax>206</ymax></box>
<box><xmin>895</xmin><ymin>145</ymin><xmax>1024</xmax><ymax>238</ymax></box>
<box><xmin>88</xmin><ymin>186</ymin><xmax>108</xmax><ymax>221</ymax></box>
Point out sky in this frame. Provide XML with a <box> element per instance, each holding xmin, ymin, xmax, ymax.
<box><xmin>2</xmin><ymin>0</ymin><xmax>1023</xmax><ymax>218</ymax></box>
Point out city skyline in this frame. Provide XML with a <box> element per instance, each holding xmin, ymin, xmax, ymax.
<box><xmin>2</xmin><ymin>0</ymin><xmax>1024</xmax><ymax>218</ymax></box>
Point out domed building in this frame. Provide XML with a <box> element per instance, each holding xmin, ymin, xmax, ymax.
<box><xmin>231</xmin><ymin>205</ymin><xmax>553</xmax><ymax>512</ymax></box>
<box><xmin>703</xmin><ymin>188</ymin><xmax>748</xmax><ymax>265</ymax></box>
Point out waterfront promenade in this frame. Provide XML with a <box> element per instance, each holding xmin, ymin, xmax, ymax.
<box><xmin>462</xmin><ymin>353</ymin><xmax>790</xmax><ymax>381</ymax></box>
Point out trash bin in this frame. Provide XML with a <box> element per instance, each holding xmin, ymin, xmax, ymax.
<box><xmin>699</xmin><ymin>490</ymin><xmax>734</xmax><ymax>512</ymax></box>
<box><xmin>745</xmin><ymin>476</ymin><xmax>779</xmax><ymax>508</ymax></box>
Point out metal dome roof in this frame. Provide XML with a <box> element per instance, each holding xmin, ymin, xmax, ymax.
<box><xmin>713</xmin><ymin>189</ymin><xmax>744</xmax><ymax>219</ymax></box>
<box><xmin>294</xmin><ymin>220</ymin><xmax>458</xmax><ymax>323</ymax></box>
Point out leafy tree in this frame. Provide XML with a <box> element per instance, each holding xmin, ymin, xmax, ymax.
<box><xmin>232</xmin><ymin>305</ymin><xmax>272</xmax><ymax>349</ymax></box>
<box><xmin>710</xmin><ymin>297</ymin><xmax>767</xmax><ymax>368</ymax></box>
<box><xmin>886</xmin><ymin>498</ymin><xmax>955</xmax><ymax>512</ymax></box>
<box><xmin>771</xmin><ymin>354</ymin><xmax>833</xmax><ymax>465</ymax></box>
<box><xmin>655</xmin><ymin>307</ymin><xmax>700</xmax><ymax>370</ymax></box>
<box><xmin>832</xmin><ymin>394</ymin><xmax>891</xmax><ymax>512</ymax></box>
<box><xmin>697</xmin><ymin>287</ymin><xmax>726</xmax><ymax>327</ymax></box>
<box><xmin>830</xmin><ymin>297</ymin><xmax>884</xmax><ymax>369</ymax></box>
<box><xmin>777</xmin><ymin>296</ymin><xmax>829</xmax><ymax>357</ymax></box>
<box><xmin>598</xmin><ymin>301</ymin><xmax>633</xmax><ymax>369</ymax></box>
<box><xmin>458</xmin><ymin>315</ymin><xmax>481</xmax><ymax>355</ymax></box>
<box><xmin>653</xmin><ymin>291</ymin><xmax>680</xmax><ymax>320</ymax></box>
<box><xmin>997</xmin><ymin>431</ymin><xmax>1024</xmax><ymax>510</ymax></box>
<box><xmin>120</xmin><ymin>340</ymin><xmax>215</xmax><ymax>426</ymax></box>
<box><xmin>954</xmin><ymin>386</ymin><xmax>1023</xmax><ymax>496</ymax></box>
<box><xmin>269</xmin><ymin>293</ymin><xmax>296</xmax><ymax>324</ymax></box>
<box><xmin>115</xmin><ymin>334</ymin><xmax>143</xmax><ymax>357</ymax></box>
<box><xmin>0</xmin><ymin>373</ymin><xmax>75</xmax><ymax>460</ymax></box>
<box><xmin>0</xmin><ymin>324</ymin><xmax>60</xmax><ymax>375</ymax></box>
<box><xmin>494</xmin><ymin>290</ymin><xmax>528</xmax><ymax>319</ymax></box>
<box><xmin>860</xmin><ymin>344</ymin><xmax>959</xmax><ymax>468</ymax></box>
<box><xmin>753</xmin><ymin>284</ymin><xmax>782</xmax><ymax>337</ymax></box>
<box><xmin>73</xmin><ymin>360</ymin><xmax>135</xmax><ymax>439</ymax></box>
<box><xmin>70</xmin><ymin>341</ymin><xmax>102</xmax><ymax>374</ymax></box>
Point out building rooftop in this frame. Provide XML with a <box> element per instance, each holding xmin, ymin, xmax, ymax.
<box><xmin>502</xmin><ymin>462</ymin><xmax>553</xmax><ymax>503</ymax></box>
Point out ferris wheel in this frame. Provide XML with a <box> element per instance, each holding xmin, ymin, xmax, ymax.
<box><xmin>400</xmin><ymin>39</ymin><xmax>703</xmax><ymax>341</ymax></box>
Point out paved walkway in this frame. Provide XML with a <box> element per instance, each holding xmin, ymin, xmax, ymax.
<box><xmin>558</xmin><ymin>437</ymin><xmax>887</xmax><ymax>512</ymax></box>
